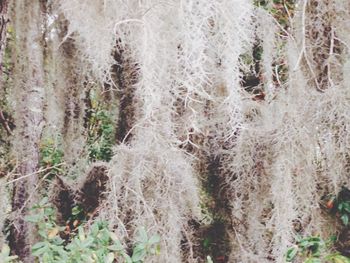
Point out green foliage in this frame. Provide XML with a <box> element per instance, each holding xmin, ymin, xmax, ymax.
<box><xmin>335</xmin><ymin>200</ymin><xmax>350</xmax><ymax>226</ymax></box>
<box><xmin>285</xmin><ymin>235</ymin><xmax>350</xmax><ymax>263</ymax></box>
<box><xmin>39</xmin><ymin>138</ymin><xmax>64</xmax><ymax>178</ymax></box>
<box><xmin>254</xmin><ymin>0</ymin><xmax>296</xmax><ymax>28</ymax></box>
<box><xmin>324</xmin><ymin>187</ymin><xmax>350</xmax><ymax>226</ymax></box>
<box><xmin>286</xmin><ymin>188</ymin><xmax>350</xmax><ymax>262</ymax></box>
<box><xmin>252</xmin><ymin>0</ymin><xmax>296</xmax><ymax>87</ymax></box>
<box><xmin>25</xmin><ymin>197</ymin><xmax>66</xmax><ymax>262</ymax></box>
<box><xmin>203</xmin><ymin>237</ymin><xmax>211</xmax><ymax>249</ymax></box>
<box><xmin>0</xmin><ymin>244</ymin><xmax>19</xmax><ymax>263</ymax></box>
<box><xmin>270</xmin><ymin>0</ymin><xmax>296</xmax><ymax>28</ymax></box>
<box><xmin>2</xmin><ymin>25</ymin><xmax>15</xmax><ymax>82</ymax></box>
<box><xmin>286</xmin><ymin>246</ymin><xmax>298</xmax><ymax>262</ymax></box>
<box><xmin>130</xmin><ymin>227</ymin><xmax>161</xmax><ymax>262</ymax></box>
<box><xmin>88</xmin><ymin>110</ymin><xmax>114</xmax><ymax>162</ymax></box>
<box><xmin>324</xmin><ymin>254</ymin><xmax>350</xmax><ymax>263</ymax></box>
<box><xmin>25</xmin><ymin>198</ymin><xmax>160</xmax><ymax>263</ymax></box>
<box><xmin>71</xmin><ymin>205</ymin><xmax>84</xmax><ymax>221</ymax></box>
<box><xmin>253</xmin><ymin>0</ymin><xmax>268</xmax><ymax>7</ymax></box>
<box><xmin>285</xmin><ymin>236</ymin><xmax>324</xmax><ymax>262</ymax></box>
<box><xmin>0</xmin><ymin>28</ymin><xmax>15</xmax><ymax>177</ymax></box>
<box><xmin>87</xmin><ymin>91</ymin><xmax>115</xmax><ymax>162</ymax></box>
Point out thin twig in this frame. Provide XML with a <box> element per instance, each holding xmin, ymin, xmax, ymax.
<box><xmin>4</xmin><ymin>163</ymin><xmax>65</xmax><ymax>186</ymax></box>
<box><xmin>293</xmin><ymin>0</ymin><xmax>308</xmax><ymax>71</ymax></box>
<box><xmin>0</xmin><ymin>110</ymin><xmax>13</xmax><ymax>135</ymax></box>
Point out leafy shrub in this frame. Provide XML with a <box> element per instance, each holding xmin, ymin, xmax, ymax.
<box><xmin>285</xmin><ymin>235</ymin><xmax>350</xmax><ymax>263</ymax></box>
<box><xmin>39</xmin><ymin>138</ymin><xmax>64</xmax><ymax>178</ymax></box>
<box><xmin>0</xmin><ymin>244</ymin><xmax>19</xmax><ymax>263</ymax></box>
<box><xmin>325</xmin><ymin>187</ymin><xmax>350</xmax><ymax>226</ymax></box>
<box><xmin>25</xmin><ymin>198</ymin><xmax>160</xmax><ymax>263</ymax></box>
<box><xmin>285</xmin><ymin>187</ymin><xmax>350</xmax><ymax>262</ymax></box>
<box><xmin>336</xmin><ymin>201</ymin><xmax>350</xmax><ymax>226</ymax></box>
<box><xmin>87</xmin><ymin>109</ymin><xmax>114</xmax><ymax>162</ymax></box>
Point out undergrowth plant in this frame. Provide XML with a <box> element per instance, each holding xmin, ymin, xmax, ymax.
<box><xmin>25</xmin><ymin>198</ymin><xmax>160</xmax><ymax>263</ymax></box>
<box><xmin>324</xmin><ymin>187</ymin><xmax>350</xmax><ymax>227</ymax></box>
<box><xmin>39</xmin><ymin>138</ymin><xmax>64</xmax><ymax>179</ymax></box>
<box><xmin>86</xmin><ymin>91</ymin><xmax>114</xmax><ymax>162</ymax></box>
<box><xmin>286</xmin><ymin>187</ymin><xmax>350</xmax><ymax>263</ymax></box>
<box><xmin>0</xmin><ymin>244</ymin><xmax>19</xmax><ymax>263</ymax></box>
<box><xmin>285</xmin><ymin>235</ymin><xmax>350</xmax><ymax>263</ymax></box>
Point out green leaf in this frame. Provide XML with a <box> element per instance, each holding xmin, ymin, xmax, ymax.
<box><xmin>131</xmin><ymin>244</ymin><xmax>147</xmax><ymax>262</ymax></box>
<box><xmin>327</xmin><ymin>235</ymin><xmax>337</xmax><ymax>244</ymax></box>
<box><xmin>344</xmin><ymin>202</ymin><xmax>350</xmax><ymax>213</ymax></box>
<box><xmin>155</xmin><ymin>244</ymin><xmax>161</xmax><ymax>255</ymax></box>
<box><xmin>32</xmin><ymin>244</ymin><xmax>49</xmax><ymax>257</ymax></box>
<box><xmin>304</xmin><ymin>257</ymin><xmax>321</xmax><ymax>263</ymax></box>
<box><xmin>299</xmin><ymin>240</ymin><xmax>310</xmax><ymax>249</ymax></box>
<box><xmin>109</xmin><ymin>231</ymin><xmax>119</xmax><ymax>242</ymax></box>
<box><xmin>38</xmin><ymin>229</ymin><xmax>48</xmax><ymax>238</ymax></box>
<box><xmin>308</xmin><ymin>237</ymin><xmax>321</xmax><ymax>242</ymax></box>
<box><xmin>338</xmin><ymin>203</ymin><xmax>344</xmax><ymax>211</ymax></box>
<box><xmin>81</xmin><ymin>237</ymin><xmax>94</xmax><ymax>248</ymax></box>
<box><xmin>108</xmin><ymin>241</ymin><xmax>124</xmax><ymax>252</ymax></box>
<box><xmin>32</xmin><ymin>242</ymin><xmax>46</xmax><ymax>250</ymax></box>
<box><xmin>203</xmin><ymin>237</ymin><xmax>211</xmax><ymax>248</ymax></box>
<box><xmin>295</xmin><ymin>235</ymin><xmax>302</xmax><ymax>242</ymax></box>
<box><xmin>124</xmin><ymin>254</ymin><xmax>133</xmax><ymax>263</ymax></box>
<box><xmin>25</xmin><ymin>214</ymin><xmax>42</xmax><ymax>223</ymax></box>
<box><xmin>329</xmin><ymin>254</ymin><xmax>350</xmax><ymax>263</ymax></box>
<box><xmin>105</xmin><ymin>252</ymin><xmax>115</xmax><ymax>263</ymax></box>
<box><xmin>341</xmin><ymin>214</ymin><xmax>349</xmax><ymax>226</ymax></box>
<box><xmin>136</xmin><ymin>227</ymin><xmax>148</xmax><ymax>243</ymax></box>
<box><xmin>1</xmin><ymin>244</ymin><xmax>10</xmax><ymax>256</ymax></box>
<box><xmin>285</xmin><ymin>247</ymin><xmax>298</xmax><ymax>262</ymax></box>
<box><xmin>51</xmin><ymin>244</ymin><xmax>67</xmax><ymax>257</ymax></box>
<box><xmin>91</xmin><ymin>223</ymin><xmax>100</xmax><ymax>236</ymax></box>
<box><xmin>4</xmin><ymin>255</ymin><xmax>19</xmax><ymax>262</ymax></box>
<box><xmin>78</xmin><ymin>226</ymin><xmax>85</xmax><ymax>241</ymax></box>
<box><xmin>81</xmin><ymin>254</ymin><xmax>94</xmax><ymax>262</ymax></box>
<box><xmin>72</xmin><ymin>206</ymin><xmax>82</xmax><ymax>216</ymax></box>
<box><xmin>39</xmin><ymin>197</ymin><xmax>49</xmax><ymax>206</ymax></box>
<box><xmin>148</xmin><ymin>235</ymin><xmax>160</xmax><ymax>245</ymax></box>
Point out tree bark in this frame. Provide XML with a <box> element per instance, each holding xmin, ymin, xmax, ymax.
<box><xmin>0</xmin><ymin>0</ymin><xmax>9</xmax><ymax>72</ymax></box>
<box><xmin>0</xmin><ymin>0</ymin><xmax>11</xmax><ymax>133</ymax></box>
<box><xmin>9</xmin><ymin>1</ymin><xmax>45</xmax><ymax>262</ymax></box>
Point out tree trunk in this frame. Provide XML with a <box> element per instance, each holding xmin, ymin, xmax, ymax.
<box><xmin>0</xmin><ymin>0</ymin><xmax>8</xmax><ymax>71</ymax></box>
<box><xmin>9</xmin><ymin>1</ymin><xmax>45</xmax><ymax>262</ymax></box>
<box><xmin>0</xmin><ymin>0</ymin><xmax>10</xmax><ymax>132</ymax></box>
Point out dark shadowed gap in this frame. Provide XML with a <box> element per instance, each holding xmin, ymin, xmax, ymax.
<box><xmin>112</xmin><ymin>40</ymin><xmax>138</xmax><ymax>143</ymax></box>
